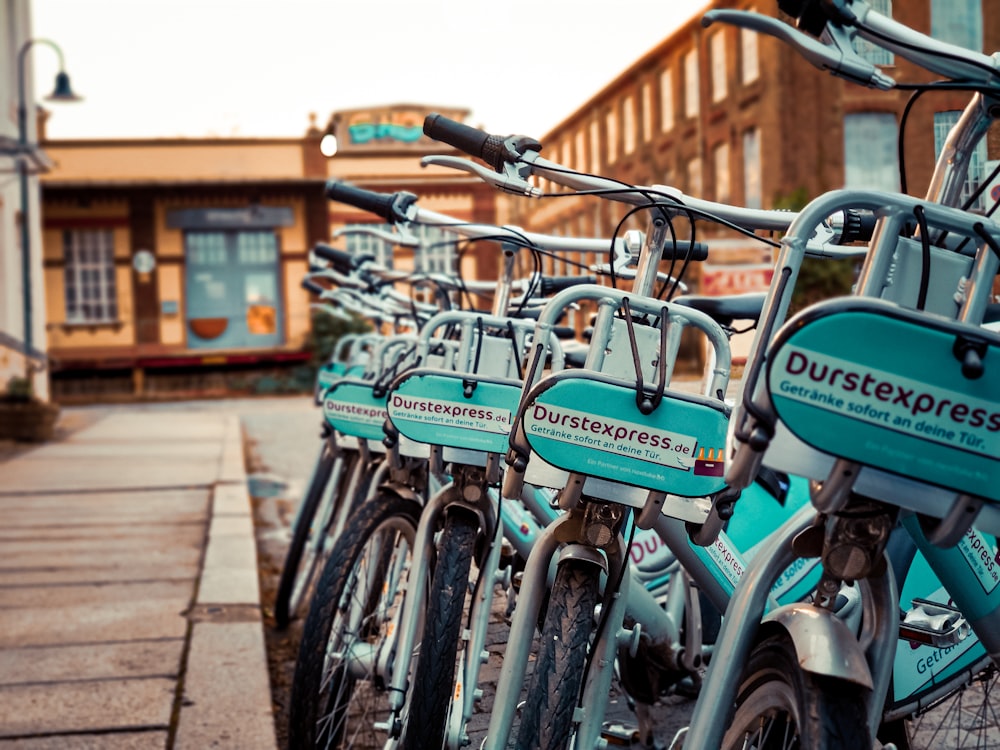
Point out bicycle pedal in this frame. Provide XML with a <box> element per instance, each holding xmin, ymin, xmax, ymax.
<box><xmin>600</xmin><ymin>722</ymin><xmax>639</xmax><ymax>746</ymax></box>
<box><xmin>899</xmin><ymin>599</ymin><xmax>971</xmax><ymax>648</ymax></box>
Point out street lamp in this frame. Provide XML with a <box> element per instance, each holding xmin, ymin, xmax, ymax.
<box><xmin>15</xmin><ymin>38</ymin><xmax>81</xmax><ymax>372</ymax></box>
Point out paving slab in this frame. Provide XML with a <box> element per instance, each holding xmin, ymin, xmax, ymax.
<box><xmin>0</xmin><ymin>598</ymin><xmax>189</xmax><ymax>647</ymax></box>
<box><xmin>0</xmin><ymin>459</ymin><xmax>223</xmax><ymax>493</ymax></box>
<box><xmin>0</xmin><ymin>731</ymin><xmax>167</xmax><ymax>749</ymax></box>
<box><xmin>0</xmin><ymin>677</ymin><xmax>175</xmax><ymax>738</ymax></box>
<box><xmin>0</xmin><ymin>545</ymin><xmax>202</xmax><ymax>573</ymax></box>
<box><xmin>0</xmin><ymin>639</ymin><xmax>184</xmax><ymax>685</ymax></box>
<box><xmin>0</xmin><ymin>579</ymin><xmax>193</xmax><ymax>609</ymax></box>
<box><xmin>0</xmin><ymin>520</ymin><xmax>205</xmax><ymax>541</ymax></box>
<box><xmin>176</xmin><ymin>621</ymin><xmax>276</xmax><ymax>750</ymax></box>
<box><xmin>0</xmin><ymin>565</ymin><xmax>198</xmax><ymax>587</ymax></box>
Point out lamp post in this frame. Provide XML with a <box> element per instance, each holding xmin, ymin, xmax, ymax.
<box><xmin>15</xmin><ymin>38</ymin><xmax>80</xmax><ymax>375</ymax></box>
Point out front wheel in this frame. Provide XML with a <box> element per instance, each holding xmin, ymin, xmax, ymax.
<box><xmin>722</xmin><ymin>631</ymin><xmax>870</xmax><ymax>750</ymax></box>
<box><xmin>515</xmin><ymin>559</ymin><xmax>601</xmax><ymax>750</ymax></box>
<box><xmin>274</xmin><ymin>442</ymin><xmax>337</xmax><ymax>629</ymax></box>
<box><xmin>289</xmin><ymin>488</ymin><xmax>423</xmax><ymax>749</ymax></box>
<box><xmin>401</xmin><ymin>508</ymin><xmax>479</xmax><ymax>750</ymax></box>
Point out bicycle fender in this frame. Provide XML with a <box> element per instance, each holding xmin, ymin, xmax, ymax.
<box><xmin>556</xmin><ymin>543</ymin><xmax>609</xmax><ymax>574</ymax></box>
<box><xmin>761</xmin><ymin>603</ymin><xmax>873</xmax><ymax>689</ymax></box>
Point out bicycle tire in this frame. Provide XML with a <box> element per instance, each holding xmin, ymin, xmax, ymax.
<box><xmin>515</xmin><ymin>559</ymin><xmax>601</xmax><ymax>750</ymax></box>
<box><xmin>722</xmin><ymin>631</ymin><xmax>870</xmax><ymax>750</ymax></box>
<box><xmin>274</xmin><ymin>443</ymin><xmax>337</xmax><ymax>629</ymax></box>
<box><xmin>289</xmin><ymin>488</ymin><xmax>423</xmax><ymax>749</ymax></box>
<box><xmin>401</xmin><ymin>508</ymin><xmax>479</xmax><ymax>750</ymax></box>
<box><xmin>886</xmin><ymin>661</ymin><xmax>1000</xmax><ymax>749</ymax></box>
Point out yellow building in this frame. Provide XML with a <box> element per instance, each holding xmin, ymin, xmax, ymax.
<box><xmin>39</xmin><ymin>106</ymin><xmax>501</xmax><ymax>401</ymax></box>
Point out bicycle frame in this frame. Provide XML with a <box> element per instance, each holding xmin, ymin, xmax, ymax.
<box><xmin>683</xmin><ymin>146</ymin><xmax>1000</xmax><ymax>750</ymax></box>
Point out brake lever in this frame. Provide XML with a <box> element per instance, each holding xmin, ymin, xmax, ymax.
<box><xmin>333</xmin><ymin>224</ymin><xmax>421</xmax><ymax>248</ymax></box>
<box><xmin>703</xmin><ymin>9</ymin><xmax>895</xmax><ymax>90</ymax></box>
<box><xmin>421</xmin><ymin>155</ymin><xmax>542</xmax><ymax>197</ymax></box>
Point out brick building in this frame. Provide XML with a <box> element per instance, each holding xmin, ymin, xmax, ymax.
<box><xmin>506</xmin><ymin>0</ymin><xmax>999</xmax><ymax>359</ymax></box>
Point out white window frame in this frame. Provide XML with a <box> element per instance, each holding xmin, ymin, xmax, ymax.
<box><xmin>713</xmin><ymin>142</ymin><xmax>731</xmax><ymax>203</ymax></box>
<box><xmin>711</xmin><ymin>32</ymin><xmax>727</xmax><ymax>102</ymax></box>
<box><xmin>589</xmin><ymin>119</ymin><xmax>601</xmax><ymax>173</ymax></box>
<box><xmin>660</xmin><ymin>67</ymin><xmax>674</xmax><ymax>132</ymax></box>
<box><xmin>684</xmin><ymin>49</ymin><xmax>700</xmax><ymax>118</ymax></box>
<box><xmin>740</xmin><ymin>24</ymin><xmax>760</xmax><ymax>84</ymax></box>
<box><xmin>743</xmin><ymin>127</ymin><xmax>763</xmax><ymax>209</ymax></box>
<box><xmin>641</xmin><ymin>82</ymin><xmax>654</xmax><ymax>143</ymax></box>
<box><xmin>63</xmin><ymin>228</ymin><xmax>118</xmax><ymax>323</ymax></box>
<box><xmin>623</xmin><ymin>95</ymin><xmax>637</xmax><ymax>155</ymax></box>
<box><xmin>930</xmin><ymin>0</ymin><xmax>982</xmax><ymax>52</ymax></box>
<box><xmin>687</xmin><ymin>156</ymin><xmax>703</xmax><ymax>197</ymax></box>
<box><xmin>606</xmin><ymin>109</ymin><xmax>618</xmax><ymax>164</ymax></box>
<box><xmin>854</xmin><ymin>0</ymin><xmax>895</xmax><ymax>65</ymax></box>
<box><xmin>843</xmin><ymin>112</ymin><xmax>900</xmax><ymax>192</ymax></box>
<box><xmin>344</xmin><ymin>223</ymin><xmax>395</xmax><ymax>268</ymax></box>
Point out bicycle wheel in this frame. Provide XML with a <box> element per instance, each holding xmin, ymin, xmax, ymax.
<box><xmin>890</xmin><ymin>663</ymin><xmax>1000</xmax><ymax>750</ymax></box>
<box><xmin>515</xmin><ymin>559</ymin><xmax>601</xmax><ymax>750</ymax></box>
<box><xmin>275</xmin><ymin>442</ymin><xmax>338</xmax><ymax>629</ymax></box>
<box><xmin>401</xmin><ymin>508</ymin><xmax>479</xmax><ymax>750</ymax></box>
<box><xmin>289</xmin><ymin>488</ymin><xmax>423</xmax><ymax>749</ymax></box>
<box><xmin>721</xmin><ymin>631</ymin><xmax>870</xmax><ymax>750</ymax></box>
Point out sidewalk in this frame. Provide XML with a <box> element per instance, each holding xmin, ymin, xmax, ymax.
<box><xmin>0</xmin><ymin>410</ymin><xmax>276</xmax><ymax>749</ymax></box>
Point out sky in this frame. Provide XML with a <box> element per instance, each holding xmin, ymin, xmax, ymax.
<box><xmin>30</xmin><ymin>0</ymin><xmax>708</xmax><ymax>142</ymax></box>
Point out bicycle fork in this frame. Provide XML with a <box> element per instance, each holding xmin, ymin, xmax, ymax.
<box><xmin>381</xmin><ymin>463</ymin><xmax>499</xmax><ymax>740</ymax></box>
<box><xmin>483</xmin><ymin>501</ymin><xmax>686</xmax><ymax>750</ymax></box>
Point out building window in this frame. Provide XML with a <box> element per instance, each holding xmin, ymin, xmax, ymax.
<box><xmin>713</xmin><ymin>142</ymin><xmax>731</xmax><ymax>203</ymax></box>
<box><xmin>711</xmin><ymin>32</ymin><xmax>727</xmax><ymax>102</ymax></box>
<box><xmin>740</xmin><ymin>24</ymin><xmax>760</xmax><ymax>84</ymax></box>
<box><xmin>660</xmin><ymin>68</ymin><xmax>674</xmax><ymax>132</ymax></box>
<box><xmin>623</xmin><ymin>95</ymin><xmax>637</xmax><ymax>155</ymax></box>
<box><xmin>854</xmin><ymin>0</ymin><xmax>895</xmax><ymax>64</ymax></box>
<box><xmin>743</xmin><ymin>127</ymin><xmax>762</xmax><ymax>209</ymax></box>
<box><xmin>934</xmin><ymin>110</ymin><xmax>987</xmax><ymax>209</ymax></box>
<box><xmin>606</xmin><ymin>109</ymin><xmax>618</xmax><ymax>164</ymax></box>
<box><xmin>63</xmin><ymin>229</ymin><xmax>118</xmax><ymax>323</ymax></box>
<box><xmin>590</xmin><ymin>118</ymin><xmax>601</xmax><ymax>173</ymax></box>
<box><xmin>641</xmin><ymin>82</ymin><xmax>654</xmax><ymax>143</ymax></box>
<box><xmin>684</xmin><ymin>49</ymin><xmax>699</xmax><ymax>118</ymax></box>
<box><xmin>843</xmin><ymin>113</ymin><xmax>899</xmax><ymax>191</ymax></box>
<box><xmin>687</xmin><ymin>156</ymin><xmax>703</xmax><ymax>197</ymax></box>
<box><xmin>344</xmin><ymin>223</ymin><xmax>394</xmax><ymax>268</ymax></box>
<box><xmin>561</xmin><ymin>138</ymin><xmax>572</xmax><ymax>171</ymax></box>
<box><xmin>931</xmin><ymin>0</ymin><xmax>982</xmax><ymax>52</ymax></box>
<box><xmin>412</xmin><ymin>225</ymin><xmax>456</xmax><ymax>274</ymax></box>
<box><xmin>575</xmin><ymin>129</ymin><xmax>586</xmax><ymax>174</ymax></box>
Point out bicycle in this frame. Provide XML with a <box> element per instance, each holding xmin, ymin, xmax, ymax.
<box><xmin>416</xmin><ymin>102</ymin><xmax>995</xmax><ymax>750</ymax></box>
<box><xmin>677</xmin><ymin>3</ymin><xmax>1000</xmax><ymax>748</ymax></box>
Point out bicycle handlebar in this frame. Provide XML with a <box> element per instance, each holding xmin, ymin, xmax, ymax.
<box><xmin>424</xmin><ymin>112</ymin><xmax>542</xmax><ymax>172</ymax></box>
<box><xmin>312</xmin><ymin>243</ymin><xmax>367</xmax><ymax>274</ymax></box>
<box><xmin>324</xmin><ymin>179</ymin><xmax>418</xmax><ymax>223</ymax></box>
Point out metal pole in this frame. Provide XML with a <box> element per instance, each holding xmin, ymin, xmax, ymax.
<box><xmin>17</xmin><ymin>41</ymin><xmax>34</xmax><ymax>364</ymax></box>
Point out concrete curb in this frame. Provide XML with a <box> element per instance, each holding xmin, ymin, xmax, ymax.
<box><xmin>175</xmin><ymin>415</ymin><xmax>278</xmax><ymax>749</ymax></box>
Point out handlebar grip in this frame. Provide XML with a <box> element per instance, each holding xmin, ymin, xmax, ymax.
<box><xmin>301</xmin><ymin>278</ymin><xmax>326</xmax><ymax>296</ymax></box>
<box><xmin>665</xmin><ymin>241</ymin><xmax>709</xmax><ymax>261</ymax></box>
<box><xmin>840</xmin><ymin>209</ymin><xmax>878</xmax><ymax>244</ymax></box>
<box><xmin>424</xmin><ymin>113</ymin><xmax>506</xmax><ymax>172</ymax></box>
<box><xmin>540</xmin><ymin>275</ymin><xmax>599</xmax><ymax>295</ymax></box>
<box><xmin>324</xmin><ymin>179</ymin><xmax>417</xmax><ymax>223</ymax></box>
<box><xmin>313</xmin><ymin>243</ymin><xmax>365</xmax><ymax>274</ymax></box>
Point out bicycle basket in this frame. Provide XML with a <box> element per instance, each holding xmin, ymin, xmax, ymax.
<box><xmin>765</xmin><ymin>297</ymin><xmax>1000</xmax><ymax>503</ymax></box>
<box><xmin>519</xmin><ymin>369</ymin><xmax>730</xmax><ymax>501</ymax></box>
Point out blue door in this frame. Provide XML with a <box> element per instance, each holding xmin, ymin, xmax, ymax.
<box><xmin>185</xmin><ymin>230</ymin><xmax>284</xmax><ymax>349</ymax></box>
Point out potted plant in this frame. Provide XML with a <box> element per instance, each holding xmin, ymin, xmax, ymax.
<box><xmin>0</xmin><ymin>376</ymin><xmax>60</xmax><ymax>442</ymax></box>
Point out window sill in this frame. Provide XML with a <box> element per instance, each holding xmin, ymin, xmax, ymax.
<box><xmin>51</xmin><ymin>321</ymin><xmax>127</xmax><ymax>334</ymax></box>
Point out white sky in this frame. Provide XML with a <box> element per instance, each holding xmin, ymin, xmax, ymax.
<box><xmin>30</xmin><ymin>0</ymin><xmax>707</xmax><ymax>141</ymax></box>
